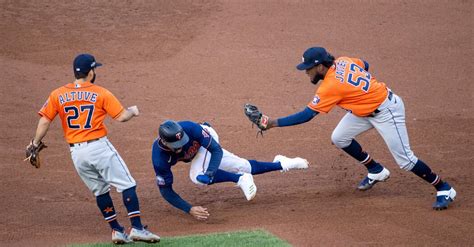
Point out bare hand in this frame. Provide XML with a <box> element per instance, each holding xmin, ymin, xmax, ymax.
<box><xmin>128</xmin><ymin>105</ymin><xmax>139</xmax><ymax>116</ymax></box>
<box><xmin>189</xmin><ymin>206</ymin><xmax>210</xmax><ymax>220</ymax></box>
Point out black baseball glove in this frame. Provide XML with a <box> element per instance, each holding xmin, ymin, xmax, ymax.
<box><xmin>244</xmin><ymin>103</ymin><xmax>269</xmax><ymax>131</ymax></box>
<box><xmin>24</xmin><ymin>140</ymin><xmax>47</xmax><ymax>168</ymax></box>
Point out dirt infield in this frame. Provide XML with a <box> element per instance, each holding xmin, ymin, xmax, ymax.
<box><xmin>1</xmin><ymin>1</ymin><xmax>473</xmax><ymax>246</ymax></box>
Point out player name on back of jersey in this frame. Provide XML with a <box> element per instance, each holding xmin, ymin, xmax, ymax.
<box><xmin>58</xmin><ymin>91</ymin><xmax>98</xmax><ymax>105</ymax></box>
<box><xmin>335</xmin><ymin>59</ymin><xmax>347</xmax><ymax>82</ymax></box>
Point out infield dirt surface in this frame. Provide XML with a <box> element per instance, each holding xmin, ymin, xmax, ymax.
<box><xmin>1</xmin><ymin>1</ymin><xmax>473</xmax><ymax>246</ymax></box>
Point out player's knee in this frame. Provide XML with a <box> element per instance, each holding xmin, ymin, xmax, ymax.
<box><xmin>400</xmin><ymin>161</ymin><xmax>416</xmax><ymax>171</ymax></box>
<box><xmin>331</xmin><ymin>131</ymin><xmax>351</xmax><ymax>148</ymax></box>
<box><xmin>189</xmin><ymin>171</ymin><xmax>206</xmax><ymax>185</ymax></box>
<box><xmin>399</xmin><ymin>158</ymin><xmax>419</xmax><ymax>171</ymax></box>
<box><xmin>93</xmin><ymin>185</ymin><xmax>111</xmax><ymax>197</ymax></box>
<box><xmin>394</xmin><ymin>154</ymin><xmax>418</xmax><ymax>171</ymax></box>
<box><xmin>235</xmin><ymin>159</ymin><xmax>252</xmax><ymax>174</ymax></box>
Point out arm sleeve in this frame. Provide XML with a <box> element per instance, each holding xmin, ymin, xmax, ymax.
<box><xmin>191</xmin><ymin>123</ymin><xmax>222</xmax><ymax>178</ymax></box>
<box><xmin>276</xmin><ymin>107</ymin><xmax>319</xmax><ymax>127</ymax></box>
<box><xmin>103</xmin><ymin>90</ymin><xmax>125</xmax><ymax>119</ymax></box>
<box><xmin>158</xmin><ymin>184</ymin><xmax>192</xmax><ymax>213</ymax></box>
<box><xmin>204</xmin><ymin>138</ymin><xmax>223</xmax><ymax>178</ymax></box>
<box><xmin>152</xmin><ymin>142</ymin><xmax>174</xmax><ymax>186</ymax></box>
<box><xmin>38</xmin><ymin>94</ymin><xmax>58</xmax><ymax>121</ymax></box>
<box><xmin>152</xmin><ymin>143</ymin><xmax>191</xmax><ymax>213</ymax></box>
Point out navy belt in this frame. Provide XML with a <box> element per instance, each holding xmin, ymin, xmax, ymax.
<box><xmin>69</xmin><ymin>138</ymin><xmax>100</xmax><ymax>147</ymax></box>
<box><xmin>372</xmin><ymin>91</ymin><xmax>393</xmax><ymax>115</ymax></box>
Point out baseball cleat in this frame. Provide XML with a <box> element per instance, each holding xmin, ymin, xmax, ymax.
<box><xmin>129</xmin><ymin>226</ymin><xmax>161</xmax><ymax>243</ymax></box>
<box><xmin>238</xmin><ymin>173</ymin><xmax>257</xmax><ymax>201</ymax></box>
<box><xmin>433</xmin><ymin>183</ymin><xmax>456</xmax><ymax>210</ymax></box>
<box><xmin>273</xmin><ymin>155</ymin><xmax>309</xmax><ymax>172</ymax></box>
<box><xmin>357</xmin><ymin>167</ymin><xmax>390</xmax><ymax>191</ymax></box>
<box><xmin>111</xmin><ymin>229</ymin><xmax>133</xmax><ymax>245</ymax></box>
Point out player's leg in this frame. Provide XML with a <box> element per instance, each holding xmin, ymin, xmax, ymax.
<box><xmin>198</xmin><ymin>148</ymin><xmax>307</xmax><ymax>177</ymax></box>
<box><xmin>189</xmin><ymin>125</ymin><xmax>242</xmax><ymax>184</ymax></box>
<box><xmin>216</xmin><ymin>149</ymin><xmax>308</xmax><ymax>175</ymax></box>
<box><xmin>70</xmin><ymin>144</ymin><xmax>130</xmax><ymax>244</ymax></box>
<box><xmin>199</xmin><ymin>124</ymin><xmax>307</xmax><ymax>175</ymax></box>
<box><xmin>247</xmin><ymin>159</ymin><xmax>282</xmax><ymax>174</ymax></box>
<box><xmin>370</xmin><ymin>94</ymin><xmax>456</xmax><ymax>210</ymax></box>
<box><xmin>190</xmin><ymin>125</ymin><xmax>257</xmax><ymax>200</ymax></box>
<box><xmin>191</xmin><ymin>125</ymin><xmax>255</xmax><ymax>183</ymax></box>
<box><xmin>189</xmin><ymin>148</ymin><xmax>257</xmax><ymax>201</ymax></box>
<box><xmin>96</xmin><ymin>191</ymin><xmax>133</xmax><ymax>244</ymax></box>
<box><xmin>332</xmin><ymin>112</ymin><xmax>390</xmax><ymax>190</ymax></box>
<box><xmin>93</xmin><ymin>138</ymin><xmax>160</xmax><ymax>242</ymax></box>
<box><xmin>189</xmin><ymin>147</ymin><xmax>244</xmax><ymax>184</ymax></box>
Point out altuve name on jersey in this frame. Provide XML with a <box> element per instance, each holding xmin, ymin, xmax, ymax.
<box><xmin>59</xmin><ymin>91</ymin><xmax>98</xmax><ymax>105</ymax></box>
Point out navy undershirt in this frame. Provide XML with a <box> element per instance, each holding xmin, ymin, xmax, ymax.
<box><xmin>277</xmin><ymin>106</ymin><xmax>319</xmax><ymax>127</ymax></box>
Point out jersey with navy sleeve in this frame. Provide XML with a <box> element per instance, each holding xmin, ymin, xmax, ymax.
<box><xmin>152</xmin><ymin>121</ymin><xmax>215</xmax><ymax>187</ymax></box>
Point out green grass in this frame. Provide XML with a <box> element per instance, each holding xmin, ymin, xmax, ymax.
<box><xmin>70</xmin><ymin>229</ymin><xmax>291</xmax><ymax>247</ymax></box>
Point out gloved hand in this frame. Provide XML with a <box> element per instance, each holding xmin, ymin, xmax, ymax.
<box><xmin>24</xmin><ymin>140</ymin><xmax>47</xmax><ymax>168</ymax></box>
<box><xmin>244</xmin><ymin>103</ymin><xmax>269</xmax><ymax>130</ymax></box>
<box><xmin>196</xmin><ymin>174</ymin><xmax>213</xmax><ymax>185</ymax></box>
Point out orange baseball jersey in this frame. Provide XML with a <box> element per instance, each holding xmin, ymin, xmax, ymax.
<box><xmin>39</xmin><ymin>81</ymin><xmax>124</xmax><ymax>143</ymax></box>
<box><xmin>307</xmin><ymin>57</ymin><xmax>388</xmax><ymax>117</ymax></box>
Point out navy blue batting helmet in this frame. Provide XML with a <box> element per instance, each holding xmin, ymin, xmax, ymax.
<box><xmin>159</xmin><ymin>120</ymin><xmax>189</xmax><ymax>149</ymax></box>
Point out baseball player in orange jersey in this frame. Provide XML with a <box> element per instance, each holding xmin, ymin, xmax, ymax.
<box><xmin>246</xmin><ymin>47</ymin><xmax>457</xmax><ymax>210</ymax></box>
<box><xmin>27</xmin><ymin>54</ymin><xmax>160</xmax><ymax>244</ymax></box>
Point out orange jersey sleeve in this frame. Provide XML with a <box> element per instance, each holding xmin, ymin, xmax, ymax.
<box><xmin>39</xmin><ymin>93</ymin><xmax>59</xmax><ymax>121</ymax></box>
<box><xmin>307</xmin><ymin>83</ymin><xmax>341</xmax><ymax>114</ymax></box>
<box><xmin>41</xmin><ymin>82</ymin><xmax>125</xmax><ymax>143</ymax></box>
<box><xmin>103</xmin><ymin>90</ymin><xmax>125</xmax><ymax>119</ymax></box>
<box><xmin>307</xmin><ymin>57</ymin><xmax>388</xmax><ymax>116</ymax></box>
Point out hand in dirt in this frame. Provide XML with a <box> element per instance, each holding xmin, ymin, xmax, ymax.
<box><xmin>190</xmin><ymin>206</ymin><xmax>210</xmax><ymax>220</ymax></box>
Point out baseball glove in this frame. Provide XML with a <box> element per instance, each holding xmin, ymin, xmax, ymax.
<box><xmin>24</xmin><ymin>140</ymin><xmax>47</xmax><ymax>168</ymax></box>
<box><xmin>244</xmin><ymin>103</ymin><xmax>269</xmax><ymax>132</ymax></box>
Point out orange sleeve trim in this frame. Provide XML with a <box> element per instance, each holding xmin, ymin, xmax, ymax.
<box><xmin>38</xmin><ymin>111</ymin><xmax>53</xmax><ymax>121</ymax></box>
<box><xmin>307</xmin><ymin>104</ymin><xmax>328</xmax><ymax>114</ymax></box>
<box><xmin>112</xmin><ymin>108</ymin><xmax>125</xmax><ymax>119</ymax></box>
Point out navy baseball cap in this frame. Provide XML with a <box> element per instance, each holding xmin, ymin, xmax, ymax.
<box><xmin>296</xmin><ymin>47</ymin><xmax>330</xmax><ymax>70</ymax></box>
<box><xmin>73</xmin><ymin>54</ymin><xmax>102</xmax><ymax>75</ymax></box>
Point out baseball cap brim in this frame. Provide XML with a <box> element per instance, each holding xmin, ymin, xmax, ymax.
<box><xmin>166</xmin><ymin>132</ymin><xmax>189</xmax><ymax>149</ymax></box>
<box><xmin>94</xmin><ymin>62</ymin><xmax>103</xmax><ymax>68</ymax></box>
<box><xmin>296</xmin><ymin>62</ymin><xmax>316</xmax><ymax>70</ymax></box>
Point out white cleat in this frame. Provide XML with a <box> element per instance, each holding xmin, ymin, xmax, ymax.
<box><xmin>357</xmin><ymin>167</ymin><xmax>391</xmax><ymax>191</ymax></box>
<box><xmin>238</xmin><ymin>173</ymin><xmax>257</xmax><ymax>201</ymax></box>
<box><xmin>273</xmin><ymin>155</ymin><xmax>309</xmax><ymax>172</ymax></box>
<box><xmin>129</xmin><ymin>227</ymin><xmax>161</xmax><ymax>243</ymax></box>
<box><xmin>111</xmin><ymin>229</ymin><xmax>133</xmax><ymax>245</ymax></box>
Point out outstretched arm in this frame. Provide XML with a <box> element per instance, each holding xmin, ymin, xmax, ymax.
<box><xmin>244</xmin><ymin>104</ymin><xmax>318</xmax><ymax>131</ymax></box>
<box><xmin>115</xmin><ymin>106</ymin><xmax>139</xmax><ymax>122</ymax></box>
<box><xmin>159</xmin><ymin>185</ymin><xmax>209</xmax><ymax>220</ymax></box>
<box><xmin>267</xmin><ymin>106</ymin><xmax>319</xmax><ymax>129</ymax></box>
<box><xmin>33</xmin><ymin>117</ymin><xmax>52</xmax><ymax>145</ymax></box>
<box><xmin>159</xmin><ymin>184</ymin><xmax>192</xmax><ymax>213</ymax></box>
